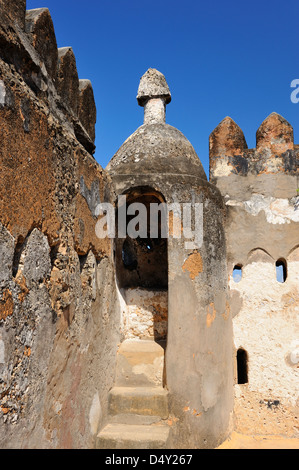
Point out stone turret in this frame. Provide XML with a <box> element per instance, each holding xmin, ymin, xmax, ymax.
<box><xmin>104</xmin><ymin>68</ymin><xmax>233</xmax><ymax>450</ymax></box>
<box><xmin>107</xmin><ymin>68</ymin><xmax>206</xmax><ymax>180</ymax></box>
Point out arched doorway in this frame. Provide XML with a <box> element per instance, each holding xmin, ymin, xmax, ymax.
<box><xmin>115</xmin><ymin>187</ymin><xmax>168</xmax><ymax>345</ymax></box>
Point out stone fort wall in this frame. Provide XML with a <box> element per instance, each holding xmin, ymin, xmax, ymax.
<box><xmin>0</xmin><ymin>1</ymin><xmax>121</xmax><ymax>448</ymax></box>
<box><xmin>210</xmin><ymin>114</ymin><xmax>299</xmax><ymax>437</ymax></box>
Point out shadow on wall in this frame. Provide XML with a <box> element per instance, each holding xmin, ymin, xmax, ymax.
<box><xmin>115</xmin><ymin>186</ymin><xmax>168</xmax><ymax>291</ymax></box>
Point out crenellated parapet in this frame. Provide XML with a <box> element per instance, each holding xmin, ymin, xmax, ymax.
<box><xmin>0</xmin><ymin>2</ymin><xmax>96</xmax><ymax>154</ymax></box>
<box><xmin>209</xmin><ymin>113</ymin><xmax>298</xmax><ymax>186</ymax></box>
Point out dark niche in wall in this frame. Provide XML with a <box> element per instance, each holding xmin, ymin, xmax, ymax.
<box><xmin>115</xmin><ymin>187</ymin><xmax>168</xmax><ymax>290</ymax></box>
<box><xmin>237</xmin><ymin>348</ymin><xmax>248</xmax><ymax>384</ymax></box>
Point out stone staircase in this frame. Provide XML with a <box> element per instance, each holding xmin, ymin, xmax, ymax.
<box><xmin>96</xmin><ymin>339</ymin><xmax>170</xmax><ymax>449</ymax></box>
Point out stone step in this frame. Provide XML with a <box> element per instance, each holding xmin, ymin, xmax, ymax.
<box><xmin>109</xmin><ymin>413</ymin><xmax>163</xmax><ymax>425</ymax></box>
<box><xmin>108</xmin><ymin>386</ymin><xmax>169</xmax><ymax>419</ymax></box>
<box><xmin>96</xmin><ymin>422</ymin><xmax>170</xmax><ymax>449</ymax></box>
<box><xmin>115</xmin><ymin>339</ymin><xmax>165</xmax><ymax>387</ymax></box>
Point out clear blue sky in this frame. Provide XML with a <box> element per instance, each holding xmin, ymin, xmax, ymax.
<box><xmin>27</xmin><ymin>0</ymin><xmax>298</xmax><ymax>177</ymax></box>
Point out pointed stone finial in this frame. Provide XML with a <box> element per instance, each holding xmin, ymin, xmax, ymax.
<box><xmin>137</xmin><ymin>68</ymin><xmax>171</xmax><ymax>124</ymax></box>
<box><xmin>256</xmin><ymin>112</ymin><xmax>294</xmax><ymax>154</ymax></box>
<box><xmin>209</xmin><ymin>116</ymin><xmax>247</xmax><ymax>158</ymax></box>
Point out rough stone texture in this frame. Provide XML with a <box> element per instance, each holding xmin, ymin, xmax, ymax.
<box><xmin>25</xmin><ymin>8</ymin><xmax>58</xmax><ymax>82</ymax></box>
<box><xmin>0</xmin><ymin>66</ymin><xmax>58</xmax><ymax>244</ymax></box>
<box><xmin>0</xmin><ymin>0</ymin><xmax>26</xmax><ymax>29</ymax></box>
<box><xmin>209</xmin><ymin>116</ymin><xmax>248</xmax><ymax>171</ymax></box>
<box><xmin>0</xmin><ymin>227</ymin><xmax>55</xmax><ymax>444</ymax></box>
<box><xmin>107</xmin><ymin>123</ymin><xmax>207</xmax><ymax>180</ymax></box>
<box><xmin>17</xmin><ymin>229</ymin><xmax>51</xmax><ymax>286</ymax></box>
<box><xmin>0</xmin><ymin>224</ymin><xmax>15</xmax><ymax>285</ymax></box>
<box><xmin>57</xmin><ymin>47</ymin><xmax>79</xmax><ymax>116</ymax></box>
<box><xmin>256</xmin><ymin>112</ymin><xmax>294</xmax><ymax>154</ymax></box>
<box><xmin>78</xmin><ymin>79</ymin><xmax>96</xmax><ymax>142</ymax></box>
<box><xmin>137</xmin><ymin>68</ymin><xmax>171</xmax><ymax>106</ymax></box>
<box><xmin>165</xmin><ymin>181</ymin><xmax>233</xmax><ymax>449</ymax></box>
<box><xmin>120</xmin><ymin>288</ymin><xmax>168</xmax><ymax>341</ymax></box>
<box><xmin>0</xmin><ymin>6</ymin><xmax>120</xmax><ymax>449</ymax></box>
<box><xmin>0</xmin><ymin>2</ymin><xmax>95</xmax><ymax>156</ymax></box>
<box><xmin>209</xmin><ymin>114</ymin><xmax>298</xmax><ymax>182</ymax></box>
<box><xmin>143</xmin><ymin>98</ymin><xmax>166</xmax><ymax>125</ymax></box>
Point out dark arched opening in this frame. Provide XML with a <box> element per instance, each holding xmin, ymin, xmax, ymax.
<box><xmin>237</xmin><ymin>348</ymin><xmax>248</xmax><ymax>384</ymax></box>
<box><xmin>116</xmin><ymin>187</ymin><xmax>168</xmax><ymax>290</ymax></box>
<box><xmin>115</xmin><ymin>187</ymin><xmax>168</xmax><ymax>344</ymax></box>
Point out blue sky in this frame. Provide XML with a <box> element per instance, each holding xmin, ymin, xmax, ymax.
<box><xmin>26</xmin><ymin>0</ymin><xmax>298</xmax><ymax>177</ymax></box>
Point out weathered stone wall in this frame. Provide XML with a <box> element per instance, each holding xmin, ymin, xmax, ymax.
<box><xmin>120</xmin><ymin>288</ymin><xmax>168</xmax><ymax>341</ymax></box>
<box><xmin>0</xmin><ymin>2</ymin><xmax>120</xmax><ymax>448</ymax></box>
<box><xmin>210</xmin><ymin>114</ymin><xmax>299</xmax><ymax>438</ymax></box>
<box><xmin>165</xmin><ymin>176</ymin><xmax>233</xmax><ymax>449</ymax></box>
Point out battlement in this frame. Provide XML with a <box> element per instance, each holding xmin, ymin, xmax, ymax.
<box><xmin>209</xmin><ymin>113</ymin><xmax>298</xmax><ymax>182</ymax></box>
<box><xmin>0</xmin><ymin>1</ymin><xmax>96</xmax><ymax>154</ymax></box>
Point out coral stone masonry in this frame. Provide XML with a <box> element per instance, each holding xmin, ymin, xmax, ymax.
<box><xmin>0</xmin><ymin>0</ymin><xmax>298</xmax><ymax>449</ymax></box>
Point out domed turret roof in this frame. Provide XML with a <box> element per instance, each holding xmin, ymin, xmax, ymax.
<box><xmin>106</xmin><ymin>69</ymin><xmax>207</xmax><ymax>181</ymax></box>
